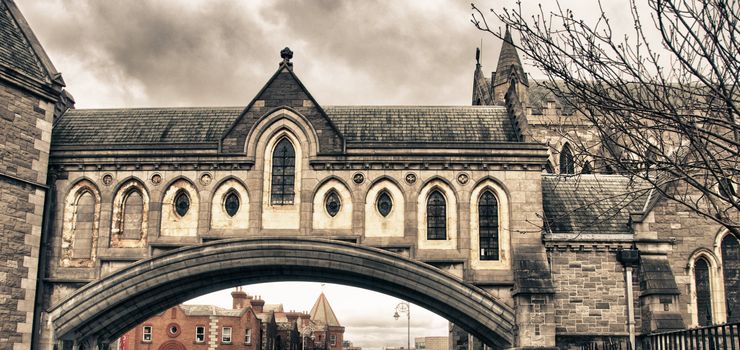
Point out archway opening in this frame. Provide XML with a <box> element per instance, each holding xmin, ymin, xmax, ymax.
<box><xmin>50</xmin><ymin>237</ymin><xmax>514</xmax><ymax>349</ymax></box>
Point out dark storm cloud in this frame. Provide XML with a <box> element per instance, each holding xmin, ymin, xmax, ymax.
<box><xmin>18</xmin><ymin>1</ymin><xmax>495</xmax><ymax>108</ymax></box>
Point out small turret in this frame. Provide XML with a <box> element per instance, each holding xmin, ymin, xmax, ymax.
<box><xmin>472</xmin><ymin>47</ymin><xmax>494</xmax><ymax>105</ymax></box>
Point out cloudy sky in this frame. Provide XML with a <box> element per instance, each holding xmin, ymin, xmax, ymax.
<box><xmin>14</xmin><ymin>1</ymin><xmax>648</xmax><ymax>349</ymax></box>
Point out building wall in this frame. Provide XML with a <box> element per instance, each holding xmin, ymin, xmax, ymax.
<box><xmin>0</xmin><ymin>79</ymin><xmax>55</xmax><ymax>349</ymax></box>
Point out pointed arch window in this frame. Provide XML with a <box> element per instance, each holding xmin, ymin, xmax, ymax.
<box><xmin>325</xmin><ymin>190</ymin><xmax>341</xmax><ymax>217</ymax></box>
<box><xmin>479</xmin><ymin>190</ymin><xmax>500</xmax><ymax>260</ymax></box>
<box><xmin>582</xmin><ymin>161</ymin><xmax>592</xmax><ymax>174</ymax></box>
<box><xmin>271</xmin><ymin>138</ymin><xmax>296</xmax><ymax>205</ymax></box>
<box><xmin>121</xmin><ymin>189</ymin><xmax>144</xmax><ymax>240</ymax></box>
<box><xmin>174</xmin><ymin>190</ymin><xmax>190</xmax><ymax>217</ymax></box>
<box><xmin>377</xmin><ymin>191</ymin><xmax>393</xmax><ymax>217</ymax></box>
<box><xmin>722</xmin><ymin>235</ymin><xmax>740</xmax><ymax>323</ymax></box>
<box><xmin>224</xmin><ymin>190</ymin><xmax>240</xmax><ymax>217</ymax></box>
<box><xmin>426</xmin><ymin>190</ymin><xmax>446</xmax><ymax>240</ymax></box>
<box><xmin>694</xmin><ymin>258</ymin><xmax>713</xmax><ymax>326</ymax></box>
<box><xmin>559</xmin><ymin>144</ymin><xmax>574</xmax><ymax>174</ymax></box>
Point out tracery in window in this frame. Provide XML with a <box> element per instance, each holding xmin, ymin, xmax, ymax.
<box><xmin>426</xmin><ymin>190</ymin><xmax>446</xmax><ymax>240</ymax></box>
<box><xmin>479</xmin><ymin>190</ymin><xmax>499</xmax><ymax>260</ymax></box>
<box><xmin>722</xmin><ymin>235</ymin><xmax>740</xmax><ymax>323</ymax></box>
<box><xmin>377</xmin><ymin>191</ymin><xmax>393</xmax><ymax>217</ymax></box>
<box><xmin>695</xmin><ymin>258</ymin><xmax>713</xmax><ymax>326</ymax></box>
<box><xmin>224</xmin><ymin>190</ymin><xmax>240</xmax><ymax>217</ymax></box>
<box><xmin>559</xmin><ymin>144</ymin><xmax>574</xmax><ymax>174</ymax></box>
<box><xmin>271</xmin><ymin>138</ymin><xmax>296</xmax><ymax>205</ymax></box>
<box><xmin>325</xmin><ymin>190</ymin><xmax>341</xmax><ymax>217</ymax></box>
<box><xmin>174</xmin><ymin>190</ymin><xmax>190</xmax><ymax>217</ymax></box>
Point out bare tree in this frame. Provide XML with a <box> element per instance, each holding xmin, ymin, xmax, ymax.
<box><xmin>472</xmin><ymin>0</ymin><xmax>739</xmax><ymax>238</ymax></box>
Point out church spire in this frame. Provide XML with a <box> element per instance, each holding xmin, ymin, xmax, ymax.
<box><xmin>309</xmin><ymin>292</ymin><xmax>341</xmax><ymax>327</ymax></box>
<box><xmin>493</xmin><ymin>26</ymin><xmax>528</xmax><ymax>87</ymax></box>
<box><xmin>472</xmin><ymin>47</ymin><xmax>494</xmax><ymax>105</ymax></box>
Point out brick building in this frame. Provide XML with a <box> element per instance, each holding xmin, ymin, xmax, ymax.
<box><xmin>118</xmin><ymin>289</ymin><xmax>344</xmax><ymax>350</ymax></box>
<box><xmin>0</xmin><ymin>2</ymin><xmax>737</xmax><ymax>350</ymax></box>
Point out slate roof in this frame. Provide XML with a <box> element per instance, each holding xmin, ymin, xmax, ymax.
<box><xmin>542</xmin><ymin>175</ymin><xmax>651</xmax><ymax>234</ymax></box>
<box><xmin>639</xmin><ymin>257</ymin><xmax>680</xmax><ymax>296</ymax></box>
<box><xmin>0</xmin><ymin>0</ymin><xmax>59</xmax><ymax>84</ymax></box>
<box><xmin>181</xmin><ymin>304</ymin><xmax>245</xmax><ymax>317</ymax></box>
<box><xmin>52</xmin><ymin>105</ymin><xmax>518</xmax><ymax>148</ymax></box>
<box><xmin>527</xmin><ymin>81</ymin><xmax>577</xmax><ymax>115</ymax></box>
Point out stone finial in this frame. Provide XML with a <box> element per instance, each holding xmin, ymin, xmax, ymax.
<box><xmin>476</xmin><ymin>47</ymin><xmax>481</xmax><ymax>64</ymax></box>
<box><xmin>281</xmin><ymin>47</ymin><xmax>293</xmax><ymax>62</ymax></box>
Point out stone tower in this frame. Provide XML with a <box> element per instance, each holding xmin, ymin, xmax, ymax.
<box><xmin>0</xmin><ymin>0</ymin><xmax>71</xmax><ymax>348</ymax></box>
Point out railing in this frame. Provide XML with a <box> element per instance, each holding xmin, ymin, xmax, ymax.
<box><xmin>580</xmin><ymin>338</ymin><xmax>629</xmax><ymax>350</ymax></box>
<box><xmin>641</xmin><ymin>323</ymin><xmax>740</xmax><ymax>350</ymax></box>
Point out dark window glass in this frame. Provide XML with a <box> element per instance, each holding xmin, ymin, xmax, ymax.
<box><xmin>479</xmin><ymin>191</ymin><xmax>500</xmax><ymax>260</ymax></box>
<box><xmin>695</xmin><ymin>258</ymin><xmax>713</xmax><ymax>326</ymax></box>
<box><xmin>582</xmin><ymin>161</ymin><xmax>592</xmax><ymax>174</ymax></box>
<box><xmin>722</xmin><ymin>235</ymin><xmax>740</xmax><ymax>323</ymax></box>
<box><xmin>545</xmin><ymin>162</ymin><xmax>555</xmax><ymax>174</ymax></box>
<box><xmin>271</xmin><ymin>138</ymin><xmax>295</xmax><ymax>205</ymax></box>
<box><xmin>377</xmin><ymin>191</ymin><xmax>392</xmax><ymax>217</ymax></box>
<box><xmin>224</xmin><ymin>191</ymin><xmax>240</xmax><ymax>217</ymax></box>
<box><xmin>426</xmin><ymin>190</ymin><xmax>446</xmax><ymax>240</ymax></box>
<box><xmin>560</xmin><ymin>144</ymin><xmax>574</xmax><ymax>174</ymax></box>
<box><xmin>719</xmin><ymin>178</ymin><xmax>736</xmax><ymax>199</ymax></box>
<box><xmin>325</xmin><ymin>190</ymin><xmax>341</xmax><ymax>217</ymax></box>
<box><xmin>175</xmin><ymin>190</ymin><xmax>190</xmax><ymax>217</ymax></box>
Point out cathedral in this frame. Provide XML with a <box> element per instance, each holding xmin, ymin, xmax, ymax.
<box><xmin>0</xmin><ymin>0</ymin><xmax>737</xmax><ymax>349</ymax></box>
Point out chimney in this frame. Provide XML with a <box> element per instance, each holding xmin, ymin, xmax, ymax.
<box><xmin>231</xmin><ymin>287</ymin><xmax>249</xmax><ymax>310</ymax></box>
<box><xmin>251</xmin><ymin>296</ymin><xmax>265</xmax><ymax>313</ymax></box>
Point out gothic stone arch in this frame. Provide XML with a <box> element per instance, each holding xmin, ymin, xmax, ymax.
<box><xmin>49</xmin><ymin>237</ymin><xmax>515</xmax><ymax>349</ymax></box>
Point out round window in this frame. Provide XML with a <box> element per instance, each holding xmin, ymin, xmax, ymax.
<box><xmin>325</xmin><ymin>191</ymin><xmax>341</xmax><ymax>217</ymax></box>
<box><xmin>167</xmin><ymin>323</ymin><xmax>181</xmax><ymax>337</ymax></box>
<box><xmin>174</xmin><ymin>190</ymin><xmax>190</xmax><ymax>217</ymax></box>
<box><xmin>224</xmin><ymin>191</ymin><xmax>240</xmax><ymax>217</ymax></box>
<box><xmin>377</xmin><ymin>191</ymin><xmax>392</xmax><ymax>217</ymax></box>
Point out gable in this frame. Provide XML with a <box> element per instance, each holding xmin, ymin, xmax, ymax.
<box><xmin>221</xmin><ymin>64</ymin><xmax>344</xmax><ymax>155</ymax></box>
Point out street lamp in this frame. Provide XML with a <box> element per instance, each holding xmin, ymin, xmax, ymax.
<box><xmin>393</xmin><ymin>302</ymin><xmax>410</xmax><ymax>350</ymax></box>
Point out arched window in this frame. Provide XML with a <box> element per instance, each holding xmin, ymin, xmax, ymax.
<box><xmin>121</xmin><ymin>190</ymin><xmax>143</xmax><ymax>240</ymax></box>
<box><xmin>426</xmin><ymin>190</ymin><xmax>446</xmax><ymax>240</ymax></box>
<box><xmin>73</xmin><ymin>191</ymin><xmax>95</xmax><ymax>259</ymax></box>
<box><xmin>722</xmin><ymin>235</ymin><xmax>740</xmax><ymax>323</ymax></box>
<box><xmin>559</xmin><ymin>144</ymin><xmax>574</xmax><ymax>174</ymax></box>
<box><xmin>545</xmin><ymin>161</ymin><xmax>554</xmax><ymax>174</ymax></box>
<box><xmin>224</xmin><ymin>190</ymin><xmax>240</xmax><ymax>217</ymax></box>
<box><xmin>174</xmin><ymin>190</ymin><xmax>190</xmax><ymax>217</ymax></box>
<box><xmin>582</xmin><ymin>161</ymin><xmax>592</xmax><ymax>174</ymax></box>
<box><xmin>695</xmin><ymin>258</ymin><xmax>713</xmax><ymax>326</ymax></box>
<box><xmin>271</xmin><ymin>138</ymin><xmax>296</xmax><ymax>205</ymax></box>
<box><xmin>377</xmin><ymin>191</ymin><xmax>393</xmax><ymax>217</ymax></box>
<box><xmin>479</xmin><ymin>191</ymin><xmax>499</xmax><ymax>260</ymax></box>
<box><xmin>325</xmin><ymin>190</ymin><xmax>341</xmax><ymax>217</ymax></box>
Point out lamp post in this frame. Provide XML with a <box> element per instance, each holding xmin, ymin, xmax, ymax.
<box><xmin>393</xmin><ymin>302</ymin><xmax>410</xmax><ymax>350</ymax></box>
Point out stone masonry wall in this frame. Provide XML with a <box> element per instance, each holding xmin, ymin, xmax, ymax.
<box><xmin>0</xmin><ymin>79</ymin><xmax>55</xmax><ymax>349</ymax></box>
<box><xmin>550</xmin><ymin>249</ymin><xmax>630</xmax><ymax>337</ymax></box>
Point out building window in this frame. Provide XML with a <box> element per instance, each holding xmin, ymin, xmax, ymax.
<box><xmin>174</xmin><ymin>190</ymin><xmax>190</xmax><ymax>217</ymax></box>
<box><xmin>245</xmin><ymin>328</ymin><xmax>252</xmax><ymax>345</ymax></box>
<box><xmin>719</xmin><ymin>177</ymin><xmax>736</xmax><ymax>199</ymax></box>
<box><xmin>224</xmin><ymin>190</ymin><xmax>240</xmax><ymax>217</ymax></box>
<box><xmin>722</xmin><ymin>235</ymin><xmax>740</xmax><ymax>323</ymax></box>
<box><xmin>426</xmin><ymin>190</ymin><xmax>446</xmax><ymax>240</ymax></box>
<box><xmin>167</xmin><ymin>323</ymin><xmax>180</xmax><ymax>337</ymax></box>
<box><xmin>222</xmin><ymin>327</ymin><xmax>232</xmax><ymax>343</ymax></box>
<box><xmin>479</xmin><ymin>191</ymin><xmax>500</xmax><ymax>260</ymax></box>
<box><xmin>325</xmin><ymin>190</ymin><xmax>341</xmax><ymax>217</ymax></box>
<box><xmin>142</xmin><ymin>326</ymin><xmax>152</xmax><ymax>342</ymax></box>
<box><xmin>195</xmin><ymin>326</ymin><xmax>205</xmax><ymax>343</ymax></box>
<box><xmin>695</xmin><ymin>258</ymin><xmax>713</xmax><ymax>326</ymax></box>
<box><xmin>377</xmin><ymin>191</ymin><xmax>393</xmax><ymax>217</ymax></box>
<box><xmin>271</xmin><ymin>138</ymin><xmax>296</xmax><ymax>205</ymax></box>
<box><xmin>330</xmin><ymin>334</ymin><xmax>337</xmax><ymax>346</ymax></box>
<box><xmin>582</xmin><ymin>161</ymin><xmax>592</xmax><ymax>174</ymax></box>
<box><xmin>559</xmin><ymin>144</ymin><xmax>574</xmax><ymax>174</ymax></box>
